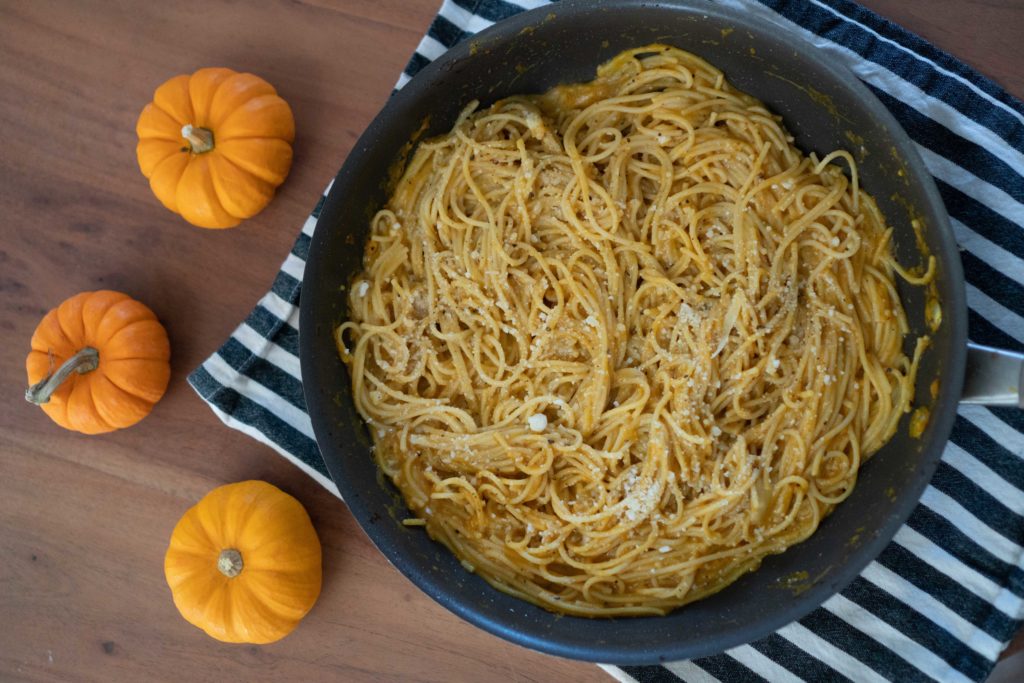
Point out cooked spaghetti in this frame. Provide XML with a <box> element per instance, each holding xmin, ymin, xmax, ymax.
<box><xmin>337</xmin><ymin>45</ymin><xmax>931</xmax><ymax>616</ymax></box>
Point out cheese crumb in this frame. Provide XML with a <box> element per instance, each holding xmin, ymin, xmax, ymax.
<box><xmin>527</xmin><ymin>414</ymin><xmax>548</xmax><ymax>432</ymax></box>
<box><xmin>355</xmin><ymin>280</ymin><xmax>370</xmax><ymax>297</ymax></box>
<box><xmin>711</xmin><ymin>425</ymin><xmax>722</xmax><ymax>437</ymax></box>
<box><xmin>659</xmin><ymin>545</ymin><xmax>671</xmax><ymax>553</ymax></box>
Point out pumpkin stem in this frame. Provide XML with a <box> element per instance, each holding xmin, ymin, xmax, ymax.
<box><xmin>182</xmin><ymin>124</ymin><xmax>215</xmax><ymax>154</ymax></box>
<box><xmin>217</xmin><ymin>549</ymin><xmax>244</xmax><ymax>578</ymax></box>
<box><xmin>25</xmin><ymin>347</ymin><xmax>99</xmax><ymax>405</ymax></box>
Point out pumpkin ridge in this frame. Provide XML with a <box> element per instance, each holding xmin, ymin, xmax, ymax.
<box><xmin>212</xmin><ymin>149</ymin><xmax>260</xmax><ymax>180</ymax></box>
<box><xmin>52</xmin><ymin>324</ymin><xmax>80</xmax><ymax>353</ymax></box>
<box><xmin>234</xmin><ymin>574</ymin><xmax>309</xmax><ymax>623</ymax></box>
<box><xmin>216</xmin><ymin>95</ymin><xmax>294</xmax><ymax>142</ymax></box>
<box><xmin>230</xmin><ymin>492</ymin><xmax>308</xmax><ymax>553</ymax></box>
<box><xmin>207</xmin><ymin>154</ymin><xmax>273</xmax><ymax>219</ymax></box>
<box><xmin>93</xmin><ymin>299</ymin><xmax>156</xmax><ymax>348</ymax></box>
<box><xmin>175</xmin><ymin>154</ymin><xmax>240</xmax><ymax>228</ymax></box>
<box><xmin>236</xmin><ymin>503</ymin><xmax>319</xmax><ymax>558</ymax></box>
<box><xmin>55</xmin><ymin>295</ymin><xmax>89</xmax><ymax>349</ymax></box>
<box><xmin>89</xmin><ymin>374</ymin><xmax>147</xmax><ymax>430</ymax></box>
<box><xmin>102</xmin><ymin>320</ymin><xmax>170</xmax><ymax>360</ymax></box>
<box><xmin>231</xmin><ymin>579</ymin><xmax>302</xmax><ymax>643</ymax></box>
<box><xmin>31</xmin><ymin>312</ymin><xmax>73</xmax><ymax>355</ymax></box>
<box><xmin>165</xmin><ymin>563</ymin><xmax>216</xmax><ymax>598</ymax></box>
<box><xmin>165</xmin><ymin>543</ymin><xmax>216</xmax><ymax>562</ymax></box>
<box><xmin>84</xmin><ymin>380</ymin><xmax>112</xmax><ymax>430</ymax></box>
<box><xmin>207</xmin><ymin>74</ymin><xmax>280</xmax><ymax>130</ymax></box>
<box><xmin>192</xmin><ymin>493</ymin><xmax>230</xmax><ymax>551</ymax></box>
<box><xmin>99</xmin><ymin>361</ymin><xmax>164</xmax><ymax>402</ymax></box>
<box><xmin>236</xmin><ymin>566</ymin><xmax>311</xmax><ymax>588</ymax></box>
<box><xmin>137</xmin><ymin>139</ymin><xmax>184</xmax><ymax>177</ymax></box>
<box><xmin>72</xmin><ymin>376</ymin><xmax>113</xmax><ymax>433</ymax></box>
<box><xmin>188</xmin><ymin>68</ymin><xmax>236</xmax><ymax>128</ymax></box>
<box><xmin>138</xmin><ymin>131</ymin><xmax>181</xmax><ymax>144</ymax></box>
<box><xmin>226</xmin><ymin>578</ymin><xmax>263</xmax><ymax>643</ymax></box>
<box><xmin>136</xmin><ymin>103</ymin><xmax>183</xmax><ymax>143</ymax></box>
<box><xmin>231</xmin><ymin>482</ymin><xmax>293</xmax><ymax>546</ymax></box>
<box><xmin>151</xmin><ymin>99</ymin><xmax>191</xmax><ymax>128</ymax></box>
<box><xmin>214</xmin><ymin>138</ymin><xmax>292</xmax><ymax>185</ymax></box>
<box><xmin>167</xmin><ymin>510</ymin><xmax>219</xmax><ymax>555</ymax></box>
<box><xmin>200</xmin><ymin>578</ymin><xmax>237</xmax><ymax>642</ymax></box>
<box><xmin>81</xmin><ymin>291</ymin><xmax>132</xmax><ymax>345</ymax></box>
<box><xmin>148</xmin><ymin>153</ymin><xmax>190</xmax><ymax>202</ymax></box>
<box><xmin>147</xmin><ymin>153</ymin><xmax>189</xmax><ymax>213</ymax></box>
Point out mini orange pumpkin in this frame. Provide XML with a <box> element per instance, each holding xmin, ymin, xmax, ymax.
<box><xmin>164</xmin><ymin>480</ymin><xmax>322</xmax><ymax>644</ymax></box>
<box><xmin>25</xmin><ymin>290</ymin><xmax>171</xmax><ymax>434</ymax></box>
<box><xmin>136</xmin><ymin>68</ymin><xmax>295</xmax><ymax>229</ymax></box>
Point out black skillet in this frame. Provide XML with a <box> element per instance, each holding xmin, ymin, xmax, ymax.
<box><xmin>300</xmin><ymin>0</ymin><xmax>1021</xmax><ymax>665</ymax></box>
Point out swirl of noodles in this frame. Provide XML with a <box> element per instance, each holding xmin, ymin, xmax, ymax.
<box><xmin>337</xmin><ymin>45</ymin><xmax>930</xmax><ymax>616</ymax></box>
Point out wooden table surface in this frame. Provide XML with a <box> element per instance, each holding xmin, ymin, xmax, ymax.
<box><xmin>1</xmin><ymin>1</ymin><xmax>1021</xmax><ymax>681</ymax></box>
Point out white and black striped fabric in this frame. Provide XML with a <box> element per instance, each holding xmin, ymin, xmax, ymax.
<box><xmin>188</xmin><ymin>1</ymin><xmax>1024</xmax><ymax>680</ymax></box>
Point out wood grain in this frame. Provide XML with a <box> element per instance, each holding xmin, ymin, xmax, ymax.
<box><xmin>0</xmin><ymin>1</ymin><xmax>1020</xmax><ymax>680</ymax></box>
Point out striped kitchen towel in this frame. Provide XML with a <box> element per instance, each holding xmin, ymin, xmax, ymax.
<box><xmin>188</xmin><ymin>0</ymin><xmax>1024</xmax><ymax>680</ymax></box>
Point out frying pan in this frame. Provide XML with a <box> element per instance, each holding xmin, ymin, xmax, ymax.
<box><xmin>300</xmin><ymin>0</ymin><xmax>1023</xmax><ymax>664</ymax></box>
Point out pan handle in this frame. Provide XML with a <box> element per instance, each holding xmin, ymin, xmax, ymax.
<box><xmin>960</xmin><ymin>342</ymin><xmax>1024</xmax><ymax>408</ymax></box>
